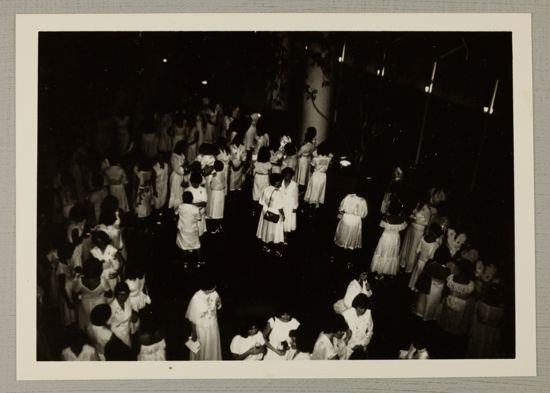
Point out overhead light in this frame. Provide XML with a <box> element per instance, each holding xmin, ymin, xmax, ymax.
<box><xmin>425</xmin><ymin>85</ymin><xmax>430</xmax><ymax>93</ymax></box>
<box><xmin>338</xmin><ymin>56</ymin><xmax>343</xmax><ymax>63</ymax></box>
<box><xmin>377</xmin><ymin>69</ymin><xmax>381</xmax><ymax>76</ymax></box>
<box><xmin>483</xmin><ymin>106</ymin><xmax>489</xmax><ymax>113</ymax></box>
<box><xmin>305</xmin><ymin>45</ymin><xmax>308</xmax><ymax>50</ymax></box>
<box><xmin>201</xmin><ymin>80</ymin><xmax>208</xmax><ymax>85</ymax></box>
<box><xmin>162</xmin><ymin>58</ymin><xmax>168</xmax><ymax>63</ymax></box>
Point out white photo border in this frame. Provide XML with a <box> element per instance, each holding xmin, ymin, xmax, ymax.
<box><xmin>16</xmin><ymin>13</ymin><xmax>536</xmax><ymax>380</ymax></box>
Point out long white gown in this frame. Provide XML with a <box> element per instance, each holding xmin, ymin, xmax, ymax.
<box><xmin>280</xmin><ymin>180</ymin><xmax>299</xmax><ymax>233</ymax></box>
<box><xmin>370</xmin><ymin>220</ymin><xmax>407</xmax><ymax>275</ymax></box>
<box><xmin>256</xmin><ymin>186</ymin><xmax>285</xmax><ymax>244</ymax></box>
<box><xmin>295</xmin><ymin>142</ymin><xmax>315</xmax><ymax>186</ymax></box>
<box><xmin>176</xmin><ymin>203</ymin><xmax>201</xmax><ymax>251</ymax></box>
<box><xmin>168</xmin><ymin>153</ymin><xmax>186</xmax><ymax>209</ymax></box>
<box><xmin>152</xmin><ymin>162</ymin><xmax>169</xmax><ymax>209</ymax></box>
<box><xmin>184</xmin><ymin>185</ymin><xmax>207</xmax><ymax>236</ymax></box>
<box><xmin>185</xmin><ymin>290</ymin><xmax>222</xmax><ymax>360</ymax></box>
<box><xmin>252</xmin><ymin>161</ymin><xmax>272</xmax><ymax>201</ymax></box>
<box><xmin>304</xmin><ymin>155</ymin><xmax>331</xmax><ymax>204</ymax></box>
<box><xmin>334</xmin><ymin>194</ymin><xmax>368</xmax><ymax>250</ymax></box>
<box><xmin>206</xmin><ymin>172</ymin><xmax>226</xmax><ymax>219</ymax></box>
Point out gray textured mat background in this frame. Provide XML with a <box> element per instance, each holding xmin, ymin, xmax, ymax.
<box><xmin>1</xmin><ymin>1</ymin><xmax>548</xmax><ymax>391</ymax></box>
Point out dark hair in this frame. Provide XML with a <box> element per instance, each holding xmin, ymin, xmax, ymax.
<box><xmin>65</xmin><ymin>325</ymin><xmax>87</xmax><ymax>349</ymax></box>
<box><xmin>125</xmin><ymin>264</ymin><xmax>145</xmax><ymax>280</ymax></box>
<box><xmin>351</xmin><ymin>293</ymin><xmax>371</xmax><ymax>310</ymax></box>
<box><xmin>199</xmin><ymin>143</ymin><xmax>217</xmax><ymax>156</ymax></box>
<box><xmin>90</xmin><ymin>304</ymin><xmax>112</xmax><ymax>326</ymax></box>
<box><xmin>57</xmin><ymin>242</ymin><xmax>74</xmax><ymax>263</ymax></box>
<box><xmin>104</xmin><ymin>339</ymin><xmax>137</xmax><ymax>361</ymax></box>
<box><xmin>269</xmin><ymin>172</ymin><xmax>283</xmax><ymax>186</ymax></box>
<box><xmin>189</xmin><ymin>160</ymin><xmax>202</xmax><ymax>174</ymax></box>
<box><xmin>82</xmin><ymin>257</ymin><xmax>103</xmax><ymax>279</ymax></box>
<box><xmin>292</xmin><ymin>326</ymin><xmax>316</xmax><ymax>354</ymax></box>
<box><xmin>114</xmin><ymin>282</ymin><xmax>130</xmax><ymax>296</ymax></box>
<box><xmin>304</xmin><ymin>127</ymin><xmax>317</xmax><ymax>143</ymax></box>
<box><xmin>284</xmin><ymin>142</ymin><xmax>297</xmax><ymax>156</ymax></box>
<box><xmin>213</xmin><ymin>160</ymin><xmax>224</xmax><ymax>172</ymax></box>
<box><xmin>182</xmin><ymin>191</ymin><xmax>194</xmax><ymax>204</ymax></box>
<box><xmin>69</xmin><ymin>204</ymin><xmax>87</xmax><ymax>223</ymax></box>
<box><xmin>92</xmin><ymin>230</ymin><xmax>111</xmax><ymax>246</ymax></box>
<box><xmin>217</xmin><ymin>138</ymin><xmax>229</xmax><ymax>154</ymax></box>
<box><xmin>190</xmin><ymin>172</ymin><xmax>203</xmax><ymax>185</ymax></box>
<box><xmin>349</xmin><ymin>348</ymin><xmax>368</xmax><ymax>360</ymax></box>
<box><xmin>316</xmin><ymin>141</ymin><xmax>330</xmax><ymax>156</ymax></box>
<box><xmin>322</xmin><ymin>314</ymin><xmax>348</xmax><ymax>334</ymax></box>
<box><xmin>231</xmin><ymin>130</ymin><xmax>245</xmax><ymax>147</ymax></box>
<box><xmin>140</xmin><ymin>308</ymin><xmax>160</xmax><ymax>335</ymax></box>
<box><xmin>425</xmin><ymin>223</ymin><xmax>444</xmax><ymax>242</ymax></box>
<box><xmin>174</xmin><ymin>140</ymin><xmax>187</xmax><ymax>155</ymax></box>
<box><xmin>257</xmin><ymin>146</ymin><xmax>270</xmax><ymax>163</ymax></box>
<box><xmin>238</xmin><ymin>320</ymin><xmax>260</xmax><ymax>338</ymax></box>
<box><xmin>281</xmin><ymin>167</ymin><xmax>295</xmax><ymax>178</ymax></box>
<box><xmin>434</xmin><ymin>201</ymin><xmax>448</xmax><ymax>217</ymax></box>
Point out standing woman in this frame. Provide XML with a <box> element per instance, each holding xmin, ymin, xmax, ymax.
<box><xmin>252</xmin><ymin>147</ymin><xmax>273</xmax><ymax>203</ymax></box>
<box><xmin>133</xmin><ymin>156</ymin><xmax>153</xmax><ymax>220</ymax></box>
<box><xmin>400</xmin><ymin>199</ymin><xmax>432</xmax><ymax>272</ymax></box>
<box><xmin>171</xmin><ymin>113</ymin><xmax>187</xmax><ymax>151</ymax></box>
<box><xmin>205</xmin><ymin>160</ymin><xmax>226</xmax><ymax>234</ymax></box>
<box><xmin>185</xmin><ymin>274</ymin><xmax>222</xmax><ymax>360</ymax></box>
<box><xmin>103</xmin><ymin>154</ymin><xmax>129</xmax><ymax>213</ymax></box>
<box><xmin>304</xmin><ymin>142</ymin><xmax>332</xmax><ymax>209</ymax></box>
<box><xmin>72</xmin><ymin>258</ymin><xmax>112</xmax><ymax>331</ymax></box>
<box><xmin>254</xmin><ymin>126</ymin><xmax>271</xmax><ymax>158</ymax></box>
<box><xmin>281</xmin><ymin>142</ymin><xmax>298</xmax><ymax>174</ymax></box>
<box><xmin>295</xmin><ymin>127</ymin><xmax>317</xmax><ymax>188</ymax></box>
<box><xmin>334</xmin><ymin>187</ymin><xmax>369</xmax><ymax>257</ymax></box>
<box><xmin>157</xmin><ymin>111</ymin><xmax>173</xmax><ymax>157</ymax></box>
<box><xmin>168</xmin><ymin>140</ymin><xmax>187</xmax><ymax>210</ymax></box>
<box><xmin>280</xmin><ymin>167</ymin><xmax>299</xmax><ymax>240</ymax></box>
<box><xmin>216</xmin><ymin>139</ymin><xmax>231</xmax><ymax>196</ymax></box>
<box><xmin>228</xmin><ymin>131</ymin><xmax>247</xmax><ymax>192</ymax></box>
<box><xmin>370</xmin><ymin>200</ymin><xmax>407</xmax><ymax>277</ymax></box>
<box><xmin>409</xmin><ymin>223</ymin><xmax>443</xmax><ymax>291</ymax></box>
<box><xmin>262</xmin><ymin>307</ymin><xmax>301</xmax><ymax>360</ymax></box>
<box><xmin>256</xmin><ymin>173</ymin><xmax>285</xmax><ymax>257</ymax></box>
<box><xmin>185</xmin><ymin>114</ymin><xmax>201</xmax><ymax>164</ymax></box>
<box><xmin>151</xmin><ymin>153</ymin><xmax>169</xmax><ymax>210</ymax></box>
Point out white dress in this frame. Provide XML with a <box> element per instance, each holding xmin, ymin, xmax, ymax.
<box><xmin>152</xmin><ymin>162</ymin><xmax>169</xmax><ymax>209</ymax></box>
<box><xmin>86</xmin><ymin>324</ymin><xmax>113</xmax><ymax>361</ymax></box>
<box><xmin>408</xmin><ymin>238</ymin><xmax>439</xmax><ymax>291</ymax></box>
<box><xmin>61</xmin><ymin>345</ymin><xmax>99</xmax><ymax>361</ymax></box>
<box><xmin>370</xmin><ymin>220</ymin><xmax>407</xmax><ymax>275</ymax></box>
<box><xmin>73</xmin><ymin>277</ymin><xmax>110</xmax><ymax>331</ymax></box>
<box><xmin>304</xmin><ymin>155</ymin><xmax>331</xmax><ymax>204</ymax></box>
<box><xmin>90</xmin><ymin>245</ymin><xmax>120</xmax><ymax>291</ymax></box>
<box><xmin>134</xmin><ymin>169</ymin><xmax>153</xmax><ymax>218</ymax></box>
<box><xmin>206</xmin><ymin>172</ymin><xmax>226</xmax><ymax>219</ymax></box>
<box><xmin>230</xmin><ymin>332</ymin><xmax>266</xmax><ymax>360</ymax></box>
<box><xmin>184</xmin><ymin>185</ymin><xmax>207</xmax><ymax>236</ymax></box>
<box><xmin>252</xmin><ymin>161</ymin><xmax>272</xmax><ymax>201</ymax></box>
<box><xmin>185</xmin><ymin>290</ymin><xmax>222</xmax><ymax>360</ymax></box>
<box><xmin>263</xmin><ymin>316</ymin><xmax>300</xmax><ymax>360</ymax></box>
<box><xmin>280</xmin><ymin>180</ymin><xmax>299</xmax><ymax>233</ymax></box>
<box><xmin>295</xmin><ymin>142</ymin><xmax>315</xmax><ymax>186</ymax></box>
<box><xmin>168</xmin><ymin>153</ymin><xmax>186</xmax><ymax>209</ymax></box>
<box><xmin>138</xmin><ymin>339</ymin><xmax>167</xmax><ymax>361</ymax></box>
<box><xmin>104</xmin><ymin>165</ymin><xmax>129</xmax><ymax>212</ymax></box>
<box><xmin>229</xmin><ymin>144</ymin><xmax>246</xmax><ymax>191</ymax></box>
<box><xmin>342</xmin><ymin>308</ymin><xmax>374</xmax><ymax>359</ymax></box>
<box><xmin>400</xmin><ymin>207</ymin><xmax>431</xmax><ymax>271</ymax></box>
<box><xmin>256</xmin><ymin>186</ymin><xmax>285</xmax><ymax>244</ymax></box>
<box><xmin>334</xmin><ymin>279</ymin><xmax>373</xmax><ymax>315</ymax></box>
<box><xmin>176</xmin><ymin>203</ymin><xmax>201</xmax><ymax>251</ymax></box>
<box><xmin>311</xmin><ymin>333</ymin><xmax>338</xmax><ymax>360</ymax></box>
<box><xmin>334</xmin><ymin>194</ymin><xmax>368</xmax><ymax>250</ymax></box>
<box><xmin>109</xmin><ymin>298</ymin><xmax>133</xmax><ymax>347</ymax></box>
<box><xmin>216</xmin><ymin>151</ymin><xmax>231</xmax><ymax>196</ymax></box>
<box><xmin>126</xmin><ymin>277</ymin><xmax>151</xmax><ymax>312</ymax></box>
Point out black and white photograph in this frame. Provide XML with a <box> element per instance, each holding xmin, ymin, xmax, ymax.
<box><xmin>16</xmin><ymin>13</ymin><xmax>536</xmax><ymax>379</ymax></box>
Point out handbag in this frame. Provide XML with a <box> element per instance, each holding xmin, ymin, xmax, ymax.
<box><xmin>263</xmin><ymin>189</ymin><xmax>280</xmax><ymax>223</ymax></box>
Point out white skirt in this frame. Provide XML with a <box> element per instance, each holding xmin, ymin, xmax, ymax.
<box><xmin>304</xmin><ymin>172</ymin><xmax>327</xmax><ymax>204</ymax></box>
<box><xmin>334</xmin><ymin>214</ymin><xmax>363</xmax><ymax>250</ymax></box>
<box><xmin>206</xmin><ymin>189</ymin><xmax>225</xmax><ymax>219</ymax></box>
<box><xmin>191</xmin><ymin>323</ymin><xmax>222</xmax><ymax>361</ymax></box>
<box><xmin>295</xmin><ymin>156</ymin><xmax>311</xmax><ymax>186</ymax></box>
<box><xmin>283</xmin><ymin>207</ymin><xmax>296</xmax><ymax>233</ymax></box>
<box><xmin>168</xmin><ymin>172</ymin><xmax>184</xmax><ymax>209</ymax></box>
<box><xmin>253</xmin><ymin>174</ymin><xmax>270</xmax><ymax>201</ymax></box>
<box><xmin>370</xmin><ymin>233</ymin><xmax>401</xmax><ymax>275</ymax></box>
<box><xmin>256</xmin><ymin>209</ymin><xmax>285</xmax><ymax>244</ymax></box>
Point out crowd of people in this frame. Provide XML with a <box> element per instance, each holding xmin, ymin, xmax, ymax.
<box><xmin>37</xmin><ymin>96</ymin><xmax>510</xmax><ymax>362</ymax></box>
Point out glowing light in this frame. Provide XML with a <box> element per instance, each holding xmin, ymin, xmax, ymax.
<box><xmin>425</xmin><ymin>85</ymin><xmax>430</xmax><ymax>93</ymax></box>
<box><xmin>201</xmin><ymin>80</ymin><xmax>208</xmax><ymax>85</ymax></box>
<box><xmin>305</xmin><ymin>45</ymin><xmax>308</xmax><ymax>50</ymax></box>
<box><xmin>381</xmin><ymin>67</ymin><xmax>385</xmax><ymax>77</ymax></box>
<box><xmin>338</xmin><ymin>56</ymin><xmax>343</xmax><ymax>63</ymax></box>
<box><xmin>162</xmin><ymin>58</ymin><xmax>168</xmax><ymax>63</ymax></box>
<box><xmin>376</xmin><ymin>69</ymin><xmax>381</xmax><ymax>76</ymax></box>
<box><xmin>483</xmin><ymin>106</ymin><xmax>489</xmax><ymax>113</ymax></box>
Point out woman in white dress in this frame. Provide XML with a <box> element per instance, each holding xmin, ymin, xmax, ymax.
<box><xmin>334</xmin><ymin>192</ymin><xmax>368</xmax><ymax>251</ymax></box>
<box><xmin>125</xmin><ymin>265</ymin><xmax>151</xmax><ymax>314</ymax></box>
<box><xmin>216</xmin><ymin>141</ymin><xmax>231</xmax><ymax>196</ymax></box>
<box><xmin>281</xmin><ymin>143</ymin><xmax>298</xmax><ymax>174</ymax></box>
<box><xmin>109</xmin><ymin>282</ymin><xmax>137</xmax><ymax>348</ymax></box>
<box><xmin>304</xmin><ymin>143</ymin><xmax>332</xmax><ymax>208</ymax></box>
<box><xmin>254</xmin><ymin>127</ymin><xmax>271</xmax><ymax>157</ymax></box>
<box><xmin>151</xmin><ymin>153</ymin><xmax>169</xmax><ymax>210</ymax></box>
<box><xmin>72</xmin><ymin>258</ymin><xmax>112</xmax><ymax>331</ymax></box>
<box><xmin>87</xmin><ymin>303</ymin><xmax>115</xmax><ymax>361</ymax></box>
<box><xmin>409</xmin><ymin>223</ymin><xmax>443</xmax><ymax>291</ymax></box>
<box><xmin>96</xmin><ymin>201</ymin><xmax>126</xmax><ymax>261</ymax></box>
<box><xmin>61</xmin><ymin>326</ymin><xmax>99</xmax><ymax>361</ymax></box>
<box><xmin>230</xmin><ymin>321</ymin><xmax>266</xmax><ymax>360</ymax></box>
<box><xmin>228</xmin><ymin>131</ymin><xmax>247</xmax><ymax>192</ymax></box>
<box><xmin>133</xmin><ymin>157</ymin><xmax>153</xmax><ymax>219</ymax></box>
<box><xmin>176</xmin><ymin>191</ymin><xmax>202</xmax><ymax>267</ymax></box>
<box><xmin>333</xmin><ymin>269</ymin><xmax>373</xmax><ymax>315</ymax></box>
<box><xmin>206</xmin><ymin>160</ymin><xmax>226</xmax><ymax>234</ymax></box>
<box><xmin>252</xmin><ymin>147</ymin><xmax>273</xmax><ymax>202</ymax></box>
<box><xmin>185</xmin><ymin>276</ymin><xmax>222</xmax><ymax>360</ymax></box>
<box><xmin>103</xmin><ymin>155</ymin><xmax>129</xmax><ymax>213</ymax></box>
<box><xmin>311</xmin><ymin>315</ymin><xmax>349</xmax><ymax>360</ymax></box>
<box><xmin>295</xmin><ymin>127</ymin><xmax>317</xmax><ymax>188</ymax></box>
<box><xmin>262</xmin><ymin>308</ymin><xmax>300</xmax><ymax>360</ymax></box>
<box><xmin>280</xmin><ymin>168</ymin><xmax>299</xmax><ymax>239</ymax></box>
<box><xmin>370</xmin><ymin>201</ymin><xmax>407</xmax><ymax>276</ymax></box>
<box><xmin>168</xmin><ymin>141</ymin><xmax>187</xmax><ymax>209</ymax></box>
<box><xmin>400</xmin><ymin>200</ymin><xmax>432</xmax><ymax>272</ymax></box>
<box><xmin>256</xmin><ymin>173</ymin><xmax>285</xmax><ymax>257</ymax></box>
<box><xmin>90</xmin><ymin>231</ymin><xmax>122</xmax><ymax>291</ymax></box>
<box><xmin>184</xmin><ymin>173</ymin><xmax>208</xmax><ymax>240</ymax></box>
<box><xmin>341</xmin><ymin>294</ymin><xmax>374</xmax><ymax>359</ymax></box>
<box><xmin>186</xmin><ymin>114</ymin><xmax>202</xmax><ymax>163</ymax></box>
